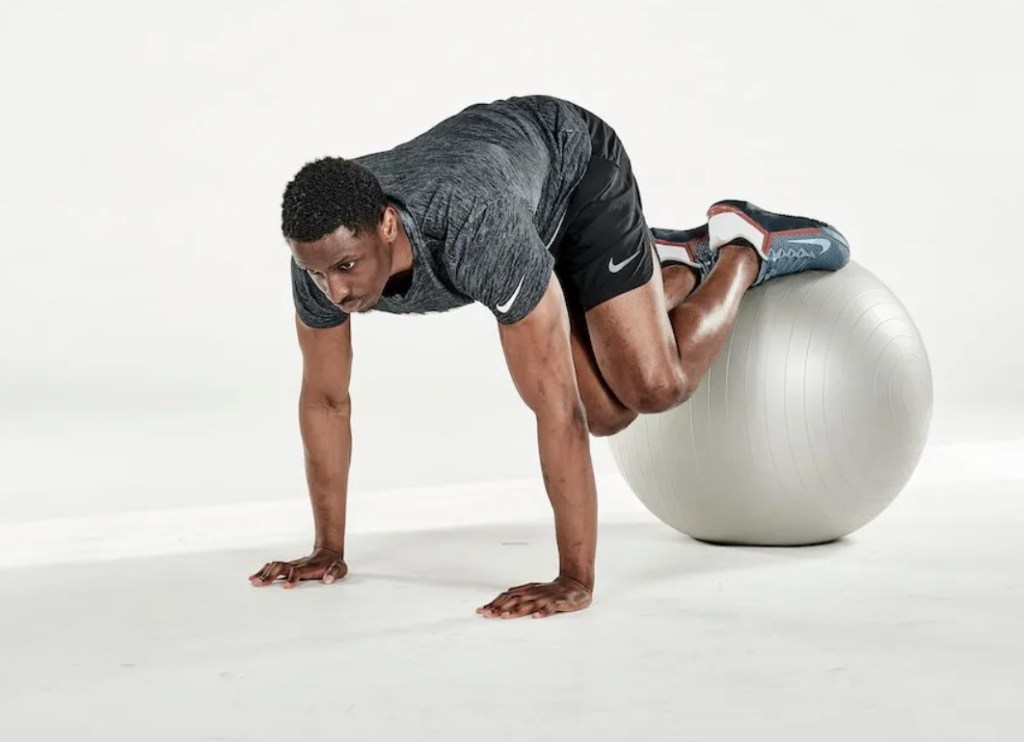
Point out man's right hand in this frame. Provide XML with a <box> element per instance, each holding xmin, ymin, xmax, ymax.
<box><xmin>248</xmin><ymin>547</ymin><xmax>348</xmax><ymax>589</ymax></box>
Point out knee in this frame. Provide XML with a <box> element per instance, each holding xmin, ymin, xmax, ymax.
<box><xmin>587</xmin><ymin>407</ymin><xmax>638</xmax><ymax>437</ymax></box>
<box><xmin>623</xmin><ymin>371</ymin><xmax>695</xmax><ymax>414</ymax></box>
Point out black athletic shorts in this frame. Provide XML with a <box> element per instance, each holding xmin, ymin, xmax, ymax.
<box><xmin>549</xmin><ymin>103</ymin><xmax>654</xmax><ymax>314</ymax></box>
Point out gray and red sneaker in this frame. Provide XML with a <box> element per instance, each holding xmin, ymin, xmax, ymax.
<box><xmin>651</xmin><ymin>224</ymin><xmax>716</xmax><ymax>284</ymax></box>
<box><xmin>707</xmin><ymin>200</ymin><xmax>850</xmax><ymax>287</ymax></box>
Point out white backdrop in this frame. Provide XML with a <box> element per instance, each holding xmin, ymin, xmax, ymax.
<box><xmin>2</xmin><ymin>0</ymin><xmax>1021</xmax><ymax>522</ymax></box>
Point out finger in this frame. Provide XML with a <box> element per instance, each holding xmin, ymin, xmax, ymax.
<box><xmin>249</xmin><ymin>563</ymin><xmax>275</xmax><ymax>581</ymax></box>
<box><xmin>477</xmin><ymin>583</ymin><xmax>544</xmax><ymax>616</ymax></box>
<box><xmin>493</xmin><ymin>593</ymin><xmax>531</xmax><ymax>617</ymax></box>
<box><xmin>490</xmin><ymin>593</ymin><xmax>519</xmax><ymax>611</ymax></box>
<box><xmin>529</xmin><ymin>596</ymin><xmax>572</xmax><ymax>618</ymax></box>
<box><xmin>505</xmin><ymin>582</ymin><xmax>542</xmax><ymax>594</ymax></box>
<box><xmin>322</xmin><ymin>562</ymin><xmax>344</xmax><ymax>584</ymax></box>
<box><xmin>477</xmin><ymin>591</ymin><xmax>513</xmax><ymax>615</ymax></box>
<box><xmin>289</xmin><ymin>564</ymin><xmax>331</xmax><ymax>588</ymax></box>
<box><xmin>549</xmin><ymin>596</ymin><xmax>589</xmax><ymax>616</ymax></box>
<box><xmin>501</xmin><ymin>599</ymin><xmax>540</xmax><ymax>619</ymax></box>
<box><xmin>532</xmin><ymin>602</ymin><xmax>560</xmax><ymax>618</ymax></box>
<box><xmin>476</xmin><ymin>601</ymin><xmax>499</xmax><ymax>616</ymax></box>
<box><xmin>282</xmin><ymin>565</ymin><xmax>301</xmax><ymax>589</ymax></box>
<box><xmin>477</xmin><ymin>600</ymin><xmax>510</xmax><ymax>617</ymax></box>
<box><xmin>482</xmin><ymin>583</ymin><xmax>551</xmax><ymax>613</ymax></box>
<box><xmin>250</xmin><ymin>562</ymin><xmax>286</xmax><ymax>586</ymax></box>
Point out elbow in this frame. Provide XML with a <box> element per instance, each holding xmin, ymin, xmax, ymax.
<box><xmin>300</xmin><ymin>389</ymin><xmax>352</xmax><ymax>416</ymax></box>
<box><xmin>535</xmin><ymin>398</ymin><xmax>588</xmax><ymax>433</ymax></box>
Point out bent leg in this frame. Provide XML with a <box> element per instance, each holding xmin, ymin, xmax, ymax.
<box><xmin>549</xmin><ymin>100</ymin><xmax>759</xmax><ymax>414</ymax></box>
<box><xmin>584</xmin><ymin>243</ymin><xmax>759</xmax><ymax>414</ymax></box>
<box><xmin>664</xmin><ymin>244</ymin><xmax>759</xmax><ymax>392</ymax></box>
<box><xmin>565</xmin><ymin>293</ymin><xmax>638</xmax><ymax>437</ymax></box>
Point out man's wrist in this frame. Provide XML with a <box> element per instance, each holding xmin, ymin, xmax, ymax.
<box><xmin>314</xmin><ymin>543</ymin><xmax>345</xmax><ymax>558</ymax></box>
<box><xmin>558</xmin><ymin>570</ymin><xmax>594</xmax><ymax>593</ymax></box>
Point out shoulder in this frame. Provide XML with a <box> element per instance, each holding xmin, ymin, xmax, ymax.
<box><xmin>445</xmin><ymin>196</ymin><xmax>533</xmax><ymax>254</ymax></box>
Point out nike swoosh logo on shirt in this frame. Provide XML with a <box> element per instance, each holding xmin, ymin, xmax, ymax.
<box><xmin>496</xmin><ymin>276</ymin><xmax>525</xmax><ymax>313</ymax></box>
<box><xmin>608</xmin><ymin>249</ymin><xmax>642</xmax><ymax>273</ymax></box>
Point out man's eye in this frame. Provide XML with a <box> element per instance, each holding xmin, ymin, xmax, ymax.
<box><xmin>338</xmin><ymin>262</ymin><xmax>355</xmax><ymax>272</ymax></box>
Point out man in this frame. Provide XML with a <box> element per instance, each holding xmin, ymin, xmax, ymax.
<box><xmin>248</xmin><ymin>95</ymin><xmax>849</xmax><ymax>619</ymax></box>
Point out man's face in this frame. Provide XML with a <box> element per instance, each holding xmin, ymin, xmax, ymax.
<box><xmin>289</xmin><ymin>214</ymin><xmax>393</xmax><ymax>314</ymax></box>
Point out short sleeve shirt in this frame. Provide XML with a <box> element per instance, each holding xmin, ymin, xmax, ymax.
<box><xmin>291</xmin><ymin>95</ymin><xmax>592</xmax><ymax>327</ymax></box>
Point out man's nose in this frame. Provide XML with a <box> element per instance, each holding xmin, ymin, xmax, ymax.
<box><xmin>326</xmin><ymin>273</ymin><xmax>349</xmax><ymax>305</ymax></box>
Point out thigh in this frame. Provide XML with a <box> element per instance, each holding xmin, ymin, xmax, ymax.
<box><xmin>553</xmin><ymin>105</ymin><xmax>655</xmax><ymax>314</ymax></box>
<box><xmin>555</xmin><ymin>156</ymin><xmax>656</xmax><ymax>312</ymax></box>
<box><xmin>583</xmin><ymin>268</ymin><xmax>680</xmax><ymax>409</ymax></box>
<box><xmin>562</xmin><ymin>286</ymin><xmax>637</xmax><ymax>434</ymax></box>
<box><xmin>552</xmin><ymin>106</ymin><xmax>681</xmax><ymax>405</ymax></box>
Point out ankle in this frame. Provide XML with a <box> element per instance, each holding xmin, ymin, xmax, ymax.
<box><xmin>719</xmin><ymin>242</ymin><xmax>760</xmax><ymax>266</ymax></box>
<box><xmin>661</xmin><ymin>263</ymin><xmax>699</xmax><ymax>309</ymax></box>
<box><xmin>716</xmin><ymin>242</ymin><xmax>761</xmax><ymax>286</ymax></box>
<box><xmin>719</xmin><ymin>239</ymin><xmax>758</xmax><ymax>255</ymax></box>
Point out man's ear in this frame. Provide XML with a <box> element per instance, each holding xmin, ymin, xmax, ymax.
<box><xmin>381</xmin><ymin>205</ymin><xmax>397</xmax><ymax>240</ymax></box>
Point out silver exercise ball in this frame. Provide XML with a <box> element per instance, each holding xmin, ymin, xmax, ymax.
<box><xmin>608</xmin><ymin>261</ymin><xmax>933</xmax><ymax>546</ymax></box>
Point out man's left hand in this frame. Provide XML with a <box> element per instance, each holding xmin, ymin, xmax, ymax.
<box><xmin>476</xmin><ymin>575</ymin><xmax>593</xmax><ymax>619</ymax></box>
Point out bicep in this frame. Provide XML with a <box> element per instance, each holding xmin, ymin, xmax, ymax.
<box><xmin>296</xmin><ymin>312</ymin><xmax>353</xmax><ymax>408</ymax></box>
<box><xmin>497</xmin><ymin>272</ymin><xmax>583</xmax><ymax>420</ymax></box>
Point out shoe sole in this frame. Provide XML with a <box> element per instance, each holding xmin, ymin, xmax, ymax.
<box><xmin>653</xmin><ymin>236</ymin><xmax>704</xmax><ymax>269</ymax></box>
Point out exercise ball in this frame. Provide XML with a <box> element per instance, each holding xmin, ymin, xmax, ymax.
<box><xmin>608</xmin><ymin>261</ymin><xmax>932</xmax><ymax>546</ymax></box>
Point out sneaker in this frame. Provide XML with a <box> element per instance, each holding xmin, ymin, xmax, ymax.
<box><xmin>707</xmin><ymin>200</ymin><xmax>850</xmax><ymax>286</ymax></box>
<box><xmin>651</xmin><ymin>224</ymin><xmax>716</xmax><ymax>284</ymax></box>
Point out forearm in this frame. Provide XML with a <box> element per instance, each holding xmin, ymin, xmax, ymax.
<box><xmin>536</xmin><ymin>409</ymin><xmax>598</xmax><ymax>589</ymax></box>
<box><xmin>298</xmin><ymin>391</ymin><xmax>353</xmax><ymax>555</ymax></box>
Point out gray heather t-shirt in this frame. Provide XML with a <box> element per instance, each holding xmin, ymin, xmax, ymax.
<box><xmin>291</xmin><ymin>95</ymin><xmax>592</xmax><ymax>327</ymax></box>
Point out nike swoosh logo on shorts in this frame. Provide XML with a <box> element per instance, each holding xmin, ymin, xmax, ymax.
<box><xmin>790</xmin><ymin>238</ymin><xmax>831</xmax><ymax>253</ymax></box>
<box><xmin>608</xmin><ymin>249</ymin><xmax>642</xmax><ymax>273</ymax></box>
<box><xmin>496</xmin><ymin>276</ymin><xmax>525</xmax><ymax>313</ymax></box>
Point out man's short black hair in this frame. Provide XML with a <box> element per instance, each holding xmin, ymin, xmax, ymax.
<box><xmin>281</xmin><ymin>157</ymin><xmax>387</xmax><ymax>242</ymax></box>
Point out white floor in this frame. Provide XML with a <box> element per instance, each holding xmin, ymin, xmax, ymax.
<box><xmin>2</xmin><ymin>414</ymin><xmax>1022</xmax><ymax>741</ymax></box>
